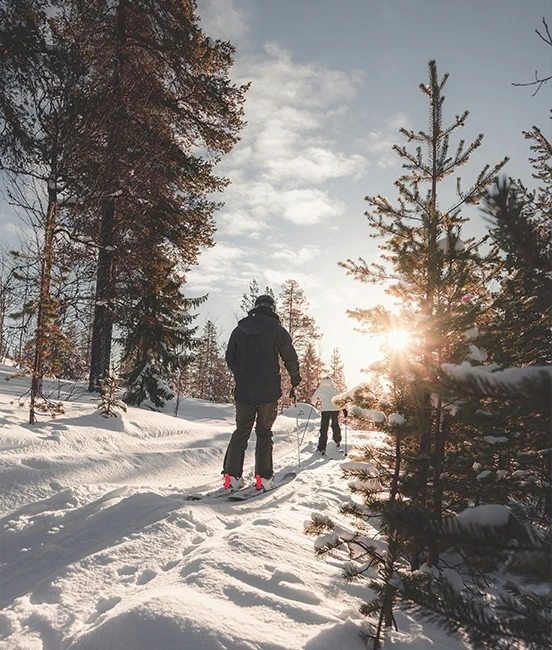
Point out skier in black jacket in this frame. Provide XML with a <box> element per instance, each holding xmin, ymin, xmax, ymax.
<box><xmin>223</xmin><ymin>294</ymin><xmax>301</xmax><ymax>492</ymax></box>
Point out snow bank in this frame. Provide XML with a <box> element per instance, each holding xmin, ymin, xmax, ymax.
<box><xmin>456</xmin><ymin>504</ymin><xmax>511</xmax><ymax>528</ymax></box>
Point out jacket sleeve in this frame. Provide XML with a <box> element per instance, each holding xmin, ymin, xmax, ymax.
<box><xmin>225</xmin><ymin>328</ymin><xmax>239</xmax><ymax>376</ymax></box>
<box><xmin>278</xmin><ymin>328</ymin><xmax>301</xmax><ymax>387</ymax></box>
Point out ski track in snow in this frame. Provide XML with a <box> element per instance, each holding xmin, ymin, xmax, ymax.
<box><xmin>0</xmin><ymin>365</ymin><xmax>395</xmax><ymax>649</ymax></box>
<box><xmin>0</xmin><ymin>365</ymin><xmax>460</xmax><ymax>650</ymax></box>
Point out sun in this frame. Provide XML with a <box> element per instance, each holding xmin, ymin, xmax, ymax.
<box><xmin>385</xmin><ymin>329</ymin><xmax>410</xmax><ymax>351</ymax></box>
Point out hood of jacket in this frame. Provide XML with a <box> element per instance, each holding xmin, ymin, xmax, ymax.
<box><xmin>237</xmin><ymin>306</ymin><xmax>280</xmax><ymax>336</ymax></box>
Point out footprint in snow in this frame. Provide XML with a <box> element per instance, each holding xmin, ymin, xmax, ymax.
<box><xmin>181</xmin><ymin>534</ymin><xmax>205</xmax><ymax>557</ymax></box>
<box><xmin>136</xmin><ymin>569</ymin><xmax>156</xmax><ymax>585</ymax></box>
<box><xmin>117</xmin><ymin>565</ymin><xmax>137</xmax><ymax>576</ymax></box>
<box><xmin>224</xmin><ymin>517</ymin><xmax>242</xmax><ymax>529</ymax></box>
<box><xmin>86</xmin><ymin>595</ymin><xmax>121</xmax><ymax>624</ymax></box>
<box><xmin>161</xmin><ymin>559</ymin><xmax>180</xmax><ymax>571</ymax></box>
<box><xmin>252</xmin><ymin>518</ymin><xmax>273</xmax><ymax>526</ymax></box>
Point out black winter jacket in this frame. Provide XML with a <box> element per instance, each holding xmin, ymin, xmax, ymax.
<box><xmin>225</xmin><ymin>306</ymin><xmax>301</xmax><ymax>404</ymax></box>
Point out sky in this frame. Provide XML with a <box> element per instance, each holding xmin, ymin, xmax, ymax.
<box><xmin>0</xmin><ymin>362</ymin><xmax>515</xmax><ymax>649</ymax></box>
<box><xmin>0</xmin><ymin>0</ymin><xmax>550</xmax><ymax>387</ymax></box>
<box><xmin>187</xmin><ymin>0</ymin><xmax>551</xmax><ymax>386</ymax></box>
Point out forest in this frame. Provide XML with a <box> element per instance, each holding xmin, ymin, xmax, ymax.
<box><xmin>0</xmin><ymin>2</ymin><xmax>550</xmax><ymax>649</ymax></box>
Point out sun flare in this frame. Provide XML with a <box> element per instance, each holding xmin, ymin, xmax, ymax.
<box><xmin>385</xmin><ymin>329</ymin><xmax>410</xmax><ymax>351</ymax></box>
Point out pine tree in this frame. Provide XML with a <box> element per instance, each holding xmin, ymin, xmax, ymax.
<box><xmin>189</xmin><ymin>320</ymin><xmax>222</xmax><ymax>402</ymax></box>
<box><xmin>82</xmin><ymin>0</ymin><xmax>248</xmax><ymax>389</ymax></box>
<box><xmin>95</xmin><ymin>372</ymin><xmax>127</xmax><ymax>418</ymax></box>
<box><xmin>328</xmin><ymin>347</ymin><xmax>347</xmax><ymax>392</ymax></box>
<box><xmin>298</xmin><ymin>342</ymin><xmax>325</xmax><ymax>403</ymax></box>
<box><xmin>340</xmin><ymin>59</ymin><xmax>508</xmax><ymax>566</ymax></box>
<box><xmin>278</xmin><ymin>280</ymin><xmax>320</xmax><ymax>354</ymax></box>
<box><xmin>240</xmin><ymin>279</ymin><xmax>275</xmax><ymax>314</ymax></box>
<box><xmin>278</xmin><ymin>279</ymin><xmax>321</xmax><ymax>406</ymax></box>
<box><xmin>323</xmin><ymin>60</ymin><xmax>511</xmax><ymax>641</ymax></box>
<box><xmin>373</xmin><ymin>102</ymin><xmax>552</xmax><ymax>650</ymax></box>
<box><xmin>210</xmin><ymin>355</ymin><xmax>234</xmax><ymax>404</ymax></box>
<box><xmin>240</xmin><ymin>278</ymin><xmax>260</xmax><ymax>314</ymax></box>
<box><xmin>0</xmin><ymin>247</ymin><xmax>20</xmax><ymax>361</ymax></box>
<box><xmin>0</xmin><ymin>0</ymin><xmax>90</xmax><ymax>421</ymax></box>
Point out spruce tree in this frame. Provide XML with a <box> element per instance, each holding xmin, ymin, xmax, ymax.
<box><xmin>340</xmin><ymin>59</ymin><xmax>508</xmax><ymax>566</ymax></box>
<box><xmin>95</xmin><ymin>372</ymin><xmax>127</xmax><ymax>418</ymax></box>
<box><xmin>120</xmin><ymin>257</ymin><xmax>204</xmax><ymax>409</ymax></box>
<box><xmin>240</xmin><ymin>278</ymin><xmax>260</xmax><ymax>314</ymax></box>
<box><xmin>321</xmin><ymin>60</ymin><xmax>511</xmax><ymax>643</ymax></box>
<box><xmin>189</xmin><ymin>319</ymin><xmax>223</xmax><ymax>402</ymax></box>
<box><xmin>240</xmin><ymin>279</ymin><xmax>275</xmax><ymax>314</ymax></box>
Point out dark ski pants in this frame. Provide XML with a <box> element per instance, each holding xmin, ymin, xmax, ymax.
<box><xmin>223</xmin><ymin>401</ymin><xmax>278</xmax><ymax>479</ymax></box>
<box><xmin>317</xmin><ymin>411</ymin><xmax>342</xmax><ymax>452</ymax></box>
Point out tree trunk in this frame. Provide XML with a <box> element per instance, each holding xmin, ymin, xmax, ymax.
<box><xmin>88</xmin><ymin>0</ymin><xmax>126</xmax><ymax>391</ymax></box>
<box><xmin>29</xmin><ymin>192</ymin><xmax>57</xmax><ymax>424</ymax></box>
<box><xmin>390</xmin><ymin>432</ymin><xmax>401</xmax><ymax>501</ymax></box>
<box><xmin>428</xmin><ymin>398</ymin><xmax>445</xmax><ymax>566</ymax></box>
<box><xmin>88</xmin><ymin>198</ymin><xmax>116</xmax><ymax>390</ymax></box>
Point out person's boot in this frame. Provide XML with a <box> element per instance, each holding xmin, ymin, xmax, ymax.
<box><xmin>255</xmin><ymin>475</ymin><xmax>275</xmax><ymax>491</ymax></box>
<box><xmin>223</xmin><ymin>474</ymin><xmax>245</xmax><ymax>491</ymax></box>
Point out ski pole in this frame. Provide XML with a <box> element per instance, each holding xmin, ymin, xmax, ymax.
<box><xmin>300</xmin><ymin>404</ymin><xmax>313</xmax><ymax>446</ymax></box>
<box><xmin>291</xmin><ymin>390</ymin><xmax>302</xmax><ymax>466</ymax></box>
<box><xmin>295</xmin><ymin>409</ymin><xmax>301</xmax><ymax>466</ymax></box>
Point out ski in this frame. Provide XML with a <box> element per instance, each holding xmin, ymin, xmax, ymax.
<box><xmin>226</xmin><ymin>472</ymin><xmax>296</xmax><ymax>502</ymax></box>
<box><xmin>181</xmin><ymin>472</ymin><xmax>297</xmax><ymax>502</ymax></box>
<box><xmin>182</xmin><ymin>485</ymin><xmax>248</xmax><ymax>501</ymax></box>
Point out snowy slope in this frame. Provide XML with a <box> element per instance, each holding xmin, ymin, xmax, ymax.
<box><xmin>0</xmin><ymin>364</ymin><xmax>467</xmax><ymax>650</ymax></box>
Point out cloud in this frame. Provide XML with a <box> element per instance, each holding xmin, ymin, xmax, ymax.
<box><xmin>185</xmin><ymin>242</ymin><xmax>250</xmax><ymax>293</ymax></box>
<box><xmin>264</xmin><ymin>268</ymin><xmax>322</xmax><ymax>294</ymax></box>
<box><xmin>364</xmin><ymin>113</ymin><xmax>412</xmax><ymax>169</ymax></box>
<box><xmin>215</xmin><ymin>211</ymin><xmax>264</xmax><ymax>237</ymax></box>
<box><xmin>279</xmin><ymin>189</ymin><xmax>346</xmax><ymax>225</ymax></box>
<box><xmin>234</xmin><ymin>45</ymin><xmax>366</xmax><ymax>186</ymax></box>
<box><xmin>212</xmin><ymin>43</ymin><xmax>365</xmax><ymax>238</ymax></box>
<box><xmin>263</xmin><ymin>149</ymin><xmax>366</xmax><ymax>186</ymax></box>
<box><xmin>187</xmin><ymin>39</ymin><xmax>365</xmax><ymax>305</ymax></box>
<box><xmin>215</xmin><ymin>181</ymin><xmax>346</xmax><ymax>232</ymax></box>
<box><xmin>271</xmin><ymin>245</ymin><xmax>321</xmax><ymax>264</ymax></box>
<box><xmin>0</xmin><ymin>218</ymin><xmax>31</xmax><ymax>246</ymax></box>
<box><xmin>196</xmin><ymin>0</ymin><xmax>251</xmax><ymax>43</ymax></box>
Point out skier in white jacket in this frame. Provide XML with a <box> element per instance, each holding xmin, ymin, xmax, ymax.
<box><xmin>311</xmin><ymin>377</ymin><xmax>342</xmax><ymax>454</ymax></box>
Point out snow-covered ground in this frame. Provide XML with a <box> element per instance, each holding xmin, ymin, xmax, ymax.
<box><xmin>0</xmin><ymin>364</ymin><xmax>467</xmax><ymax>650</ymax></box>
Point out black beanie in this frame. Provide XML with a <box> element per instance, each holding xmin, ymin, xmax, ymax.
<box><xmin>254</xmin><ymin>294</ymin><xmax>276</xmax><ymax>311</ymax></box>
